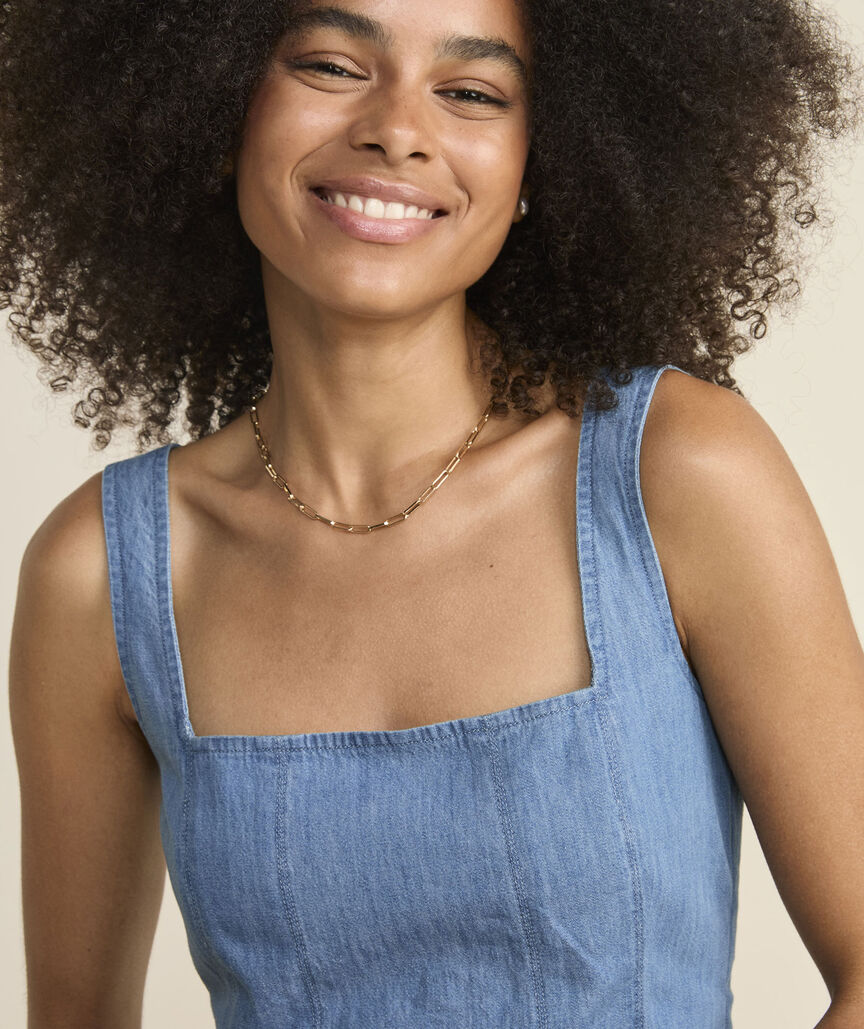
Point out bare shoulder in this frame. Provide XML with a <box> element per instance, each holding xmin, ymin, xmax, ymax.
<box><xmin>13</xmin><ymin>467</ymin><xmax>133</xmax><ymax>731</ymax></box>
<box><xmin>19</xmin><ymin>468</ymin><xmax>107</xmax><ymax>610</ymax></box>
<box><xmin>639</xmin><ymin>366</ymin><xmax>795</xmax><ymax>527</ymax></box>
<box><xmin>638</xmin><ymin>367</ymin><xmax>796</xmax><ymax>659</ymax></box>
<box><xmin>19</xmin><ymin>467</ymin><xmax>109</xmax><ymax>616</ymax></box>
<box><xmin>640</xmin><ymin>366</ymin><xmax>769</xmax><ymax>467</ymax></box>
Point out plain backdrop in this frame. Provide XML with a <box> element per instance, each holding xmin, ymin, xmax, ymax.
<box><xmin>2</xmin><ymin>1</ymin><xmax>864</xmax><ymax>1024</ymax></box>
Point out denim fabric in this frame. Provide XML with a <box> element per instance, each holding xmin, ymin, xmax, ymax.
<box><xmin>101</xmin><ymin>363</ymin><xmax>743</xmax><ymax>1028</ymax></box>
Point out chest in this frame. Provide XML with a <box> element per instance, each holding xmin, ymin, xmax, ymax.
<box><xmin>182</xmin><ymin>526</ymin><xmax>591</xmax><ymax>737</ymax></box>
<box><xmin>130</xmin><ymin>417</ymin><xmax>596</xmax><ymax>738</ymax></box>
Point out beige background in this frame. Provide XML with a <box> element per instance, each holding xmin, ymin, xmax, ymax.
<box><xmin>2</xmin><ymin>2</ymin><xmax>864</xmax><ymax>1023</ymax></box>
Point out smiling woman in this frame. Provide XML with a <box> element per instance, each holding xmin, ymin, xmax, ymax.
<box><xmin>4</xmin><ymin>0</ymin><xmax>864</xmax><ymax>1027</ymax></box>
<box><xmin>231</xmin><ymin>0</ymin><xmax>533</xmax><ymax>324</ymax></box>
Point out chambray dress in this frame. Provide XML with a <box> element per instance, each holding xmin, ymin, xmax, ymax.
<box><xmin>101</xmin><ymin>363</ymin><xmax>743</xmax><ymax>1028</ymax></box>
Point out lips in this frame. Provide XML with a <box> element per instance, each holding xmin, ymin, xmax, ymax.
<box><xmin>308</xmin><ymin>187</ymin><xmax>447</xmax><ymax>243</ymax></box>
<box><xmin>310</xmin><ymin>176</ymin><xmax>449</xmax><ymax>216</ymax></box>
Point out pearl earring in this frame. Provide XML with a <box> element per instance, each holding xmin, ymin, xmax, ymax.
<box><xmin>518</xmin><ymin>196</ymin><xmax>529</xmax><ymax>217</ymax></box>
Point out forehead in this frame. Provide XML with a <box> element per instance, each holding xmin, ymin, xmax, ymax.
<box><xmin>284</xmin><ymin>0</ymin><xmax>531</xmax><ymax>83</ymax></box>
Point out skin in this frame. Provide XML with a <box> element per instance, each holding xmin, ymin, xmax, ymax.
<box><xmin>8</xmin><ymin>0</ymin><xmax>864</xmax><ymax>1024</ymax></box>
<box><xmin>232</xmin><ymin>0</ymin><xmax>535</xmax><ymax>518</ymax></box>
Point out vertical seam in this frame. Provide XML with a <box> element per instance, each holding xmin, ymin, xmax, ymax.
<box><xmin>276</xmin><ymin>760</ymin><xmax>323</xmax><ymax>1027</ymax></box>
<box><xmin>480</xmin><ymin>721</ymin><xmax>548</xmax><ymax>1029</ymax></box>
<box><xmin>594</xmin><ymin>696</ymin><xmax>646</xmax><ymax>1028</ymax></box>
<box><xmin>181</xmin><ymin>741</ymin><xmax>226</xmax><ymax>985</ymax></box>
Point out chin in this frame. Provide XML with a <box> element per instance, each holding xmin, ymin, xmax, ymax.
<box><xmin>301</xmin><ymin>277</ymin><xmax>447</xmax><ymax>318</ymax></box>
<box><xmin>322</xmin><ymin>293</ymin><xmax>432</xmax><ymax>320</ymax></box>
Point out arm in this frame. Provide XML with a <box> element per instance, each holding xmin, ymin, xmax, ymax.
<box><xmin>641</xmin><ymin>370</ymin><xmax>864</xmax><ymax>1024</ymax></box>
<box><xmin>9</xmin><ymin>471</ymin><xmax>166</xmax><ymax>1028</ymax></box>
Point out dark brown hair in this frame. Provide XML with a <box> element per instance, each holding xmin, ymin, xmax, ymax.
<box><xmin>1</xmin><ymin>0</ymin><xmax>861</xmax><ymax>450</ymax></box>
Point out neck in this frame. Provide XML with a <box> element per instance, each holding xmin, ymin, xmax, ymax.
<box><xmin>249</xmin><ymin>293</ymin><xmax>507</xmax><ymax>525</ymax></box>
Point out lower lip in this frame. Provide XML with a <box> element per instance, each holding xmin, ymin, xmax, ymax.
<box><xmin>309</xmin><ymin>189</ymin><xmax>448</xmax><ymax>243</ymax></box>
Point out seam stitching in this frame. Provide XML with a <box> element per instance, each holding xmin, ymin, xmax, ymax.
<box><xmin>594</xmin><ymin>693</ymin><xmax>646</xmax><ymax>1027</ymax></box>
<box><xmin>481</xmin><ymin>720</ymin><xmax>548</xmax><ymax>1029</ymax></box>
<box><xmin>156</xmin><ymin>444</ymin><xmax>193</xmax><ymax>744</ymax></box>
<box><xmin>181</xmin><ymin>748</ymin><xmax>227</xmax><ymax>985</ymax></box>
<box><xmin>183</xmin><ymin>691</ymin><xmax>597</xmax><ymax>754</ymax></box>
<box><xmin>104</xmin><ymin>466</ymin><xmax>132</xmax><ymax>720</ymax></box>
<box><xmin>276</xmin><ymin>761</ymin><xmax>324</xmax><ymax>1026</ymax></box>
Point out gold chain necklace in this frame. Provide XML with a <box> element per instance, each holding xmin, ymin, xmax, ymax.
<box><xmin>247</xmin><ymin>393</ymin><xmax>495</xmax><ymax>533</ymax></box>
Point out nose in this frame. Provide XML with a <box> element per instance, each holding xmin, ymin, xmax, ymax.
<box><xmin>346</xmin><ymin>80</ymin><xmax>438</xmax><ymax>164</ymax></box>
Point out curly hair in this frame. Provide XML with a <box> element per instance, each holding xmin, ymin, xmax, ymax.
<box><xmin>0</xmin><ymin>0</ymin><xmax>861</xmax><ymax>451</ymax></box>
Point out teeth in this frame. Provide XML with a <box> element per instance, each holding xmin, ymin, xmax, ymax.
<box><xmin>321</xmin><ymin>190</ymin><xmax>436</xmax><ymax>220</ymax></box>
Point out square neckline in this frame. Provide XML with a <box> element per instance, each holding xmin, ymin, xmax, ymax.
<box><xmin>160</xmin><ymin>399</ymin><xmax>601</xmax><ymax>751</ymax></box>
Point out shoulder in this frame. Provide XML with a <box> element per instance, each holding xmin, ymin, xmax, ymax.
<box><xmin>14</xmin><ymin>467</ymin><xmax>133</xmax><ymax>729</ymax></box>
<box><xmin>640</xmin><ymin>365</ymin><xmax>771</xmax><ymax>466</ymax></box>
<box><xmin>638</xmin><ymin>366</ymin><xmax>805</xmax><ymax>658</ymax></box>
<box><xmin>639</xmin><ymin>366</ymin><xmax>797</xmax><ymax>518</ymax></box>
<box><xmin>20</xmin><ymin>468</ymin><xmax>109</xmax><ymax>604</ymax></box>
<box><xmin>20</xmin><ymin>469</ymin><xmax>106</xmax><ymax>597</ymax></box>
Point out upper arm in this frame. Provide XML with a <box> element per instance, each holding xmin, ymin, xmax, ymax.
<box><xmin>640</xmin><ymin>368</ymin><xmax>864</xmax><ymax>1004</ymax></box>
<box><xmin>9</xmin><ymin>470</ymin><xmax>166</xmax><ymax>1027</ymax></box>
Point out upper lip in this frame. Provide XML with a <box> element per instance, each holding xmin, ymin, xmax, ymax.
<box><xmin>311</xmin><ymin>177</ymin><xmax>449</xmax><ymax>214</ymax></box>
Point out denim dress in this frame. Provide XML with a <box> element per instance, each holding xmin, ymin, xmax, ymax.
<box><xmin>101</xmin><ymin>363</ymin><xmax>743</xmax><ymax>1028</ymax></box>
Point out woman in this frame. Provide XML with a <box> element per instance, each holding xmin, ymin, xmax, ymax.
<box><xmin>5</xmin><ymin>0</ymin><xmax>864</xmax><ymax>1024</ymax></box>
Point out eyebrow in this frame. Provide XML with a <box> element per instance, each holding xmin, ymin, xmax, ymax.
<box><xmin>283</xmin><ymin>5</ymin><xmax>530</xmax><ymax>90</ymax></box>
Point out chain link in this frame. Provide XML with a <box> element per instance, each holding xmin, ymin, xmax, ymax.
<box><xmin>248</xmin><ymin>393</ymin><xmax>494</xmax><ymax>533</ymax></box>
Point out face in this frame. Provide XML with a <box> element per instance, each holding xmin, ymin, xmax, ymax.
<box><xmin>233</xmin><ymin>0</ymin><xmax>533</xmax><ymax>319</ymax></box>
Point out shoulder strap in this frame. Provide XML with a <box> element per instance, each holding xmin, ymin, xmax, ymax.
<box><xmin>579</xmin><ymin>363</ymin><xmax>701</xmax><ymax>701</ymax></box>
<box><xmin>101</xmin><ymin>442</ymin><xmax>186</xmax><ymax>766</ymax></box>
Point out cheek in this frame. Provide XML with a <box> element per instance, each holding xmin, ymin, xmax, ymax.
<box><xmin>238</xmin><ymin>83</ymin><xmax>299</xmax><ymax>175</ymax></box>
<box><xmin>460</xmin><ymin>159</ymin><xmax>527</xmax><ymax>235</ymax></box>
<box><xmin>235</xmin><ymin>89</ymin><xmax>309</xmax><ymax>240</ymax></box>
<box><xmin>451</xmin><ymin>125</ymin><xmax>530</xmax><ymax>206</ymax></box>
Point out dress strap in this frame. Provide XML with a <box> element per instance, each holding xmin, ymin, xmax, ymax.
<box><xmin>102</xmin><ymin>442</ymin><xmax>186</xmax><ymax>766</ymax></box>
<box><xmin>579</xmin><ymin>363</ymin><xmax>701</xmax><ymax>703</ymax></box>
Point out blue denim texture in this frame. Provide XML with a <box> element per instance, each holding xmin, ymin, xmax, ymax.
<box><xmin>101</xmin><ymin>363</ymin><xmax>743</xmax><ymax>1027</ymax></box>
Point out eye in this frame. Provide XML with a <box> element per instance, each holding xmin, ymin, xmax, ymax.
<box><xmin>439</xmin><ymin>88</ymin><xmax>511</xmax><ymax>108</ymax></box>
<box><xmin>286</xmin><ymin>59</ymin><xmax>512</xmax><ymax>108</ymax></box>
<box><xmin>287</xmin><ymin>59</ymin><xmax>356</xmax><ymax>78</ymax></box>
